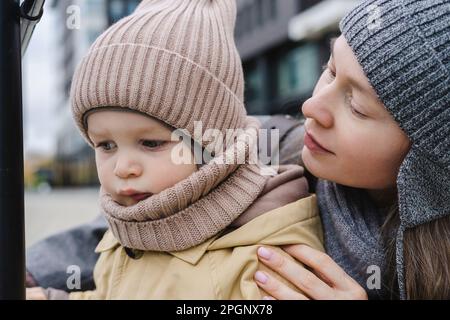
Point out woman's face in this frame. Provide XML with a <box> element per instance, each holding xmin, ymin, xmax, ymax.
<box><xmin>301</xmin><ymin>35</ymin><xmax>411</xmax><ymax>190</ymax></box>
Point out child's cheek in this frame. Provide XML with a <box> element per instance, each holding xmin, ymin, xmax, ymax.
<box><xmin>149</xmin><ymin>151</ymin><xmax>197</xmax><ymax>192</ymax></box>
<box><xmin>95</xmin><ymin>156</ymin><xmax>115</xmax><ymax>193</ymax></box>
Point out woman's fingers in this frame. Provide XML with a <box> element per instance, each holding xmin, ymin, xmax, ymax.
<box><xmin>255</xmin><ymin>245</ymin><xmax>368</xmax><ymax>300</ymax></box>
<box><xmin>256</xmin><ymin>246</ymin><xmax>335</xmax><ymax>300</ymax></box>
<box><xmin>281</xmin><ymin>244</ymin><xmax>368</xmax><ymax>299</ymax></box>
<box><xmin>281</xmin><ymin>244</ymin><xmax>357</xmax><ymax>291</ymax></box>
<box><xmin>26</xmin><ymin>287</ymin><xmax>47</xmax><ymax>300</ymax></box>
<box><xmin>254</xmin><ymin>270</ymin><xmax>309</xmax><ymax>300</ymax></box>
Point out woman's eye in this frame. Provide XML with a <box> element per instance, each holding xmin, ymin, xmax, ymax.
<box><xmin>142</xmin><ymin>140</ymin><xmax>167</xmax><ymax>149</ymax></box>
<box><xmin>345</xmin><ymin>93</ymin><xmax>367</xmax><ymax>119</ymax></box>
<box><xmin>322</xmin><ymin>64</ymin><xmax>336</xmax><ymax>80</ymax></box>
<box><xmin>96</xmin><ymin>141</ymin><xmax>115</xmax><ymax>151</ymax></box>
<box><xmin>351</xmin><ymin>106</ymin><xmax>365</xmax><ymax>117</ymax></box>
<box><xmin>349</xmin><ymin>101</ymin><xmax>367</xmax><ymax>118</ymax></box>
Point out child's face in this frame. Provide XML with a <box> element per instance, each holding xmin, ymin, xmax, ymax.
<box><xmin>301</xmin><ymin>35</ymin><xmax>411</xmax><ymax>190</ymax></box>
<box><xmin>87</xmin><ymin>110</ymin><xmax>197</xmax><ymax>207</ymax></box>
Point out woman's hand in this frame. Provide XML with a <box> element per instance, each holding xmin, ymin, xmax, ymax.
<box><xmin>254</xmin><ymin>244</ymin><xmax>368</xmax><ymax>300</ymax></box>
<box><xmin>26</xmin><ymin>287</ymin><xmax>47</xmax><ymax>300</ymax></box>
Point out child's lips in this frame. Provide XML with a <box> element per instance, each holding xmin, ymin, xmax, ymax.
<box><xmin>129</xmin><ymin>193</ymin><xmax>152</xmax><ymax>202</ymax></box>
<box><xmin>119</xmin><ymin>189</ymin><xmax>153</xmax><ymax>202</ymax></box>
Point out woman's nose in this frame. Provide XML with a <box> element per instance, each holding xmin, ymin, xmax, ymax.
<box><xmin>114</xmin><ymin>155</ymin><xmax>142</xmax><ymax>178</ymax></box>
<box><xmin>301</xmin><ymin>93</ymin><xmax>334</xmax><ymax>129</ymax></box>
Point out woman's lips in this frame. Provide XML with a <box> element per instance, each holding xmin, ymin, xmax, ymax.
<box><xmin>304</xmin><ymin>132</ymin><xmax>333</xmax><ymax>154</ymax></box>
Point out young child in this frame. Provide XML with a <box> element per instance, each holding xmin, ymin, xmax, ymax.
<box><xmin>27</xmin><ymin>0</ymin><xmax>323</xmax><ymax>299</ymax></box>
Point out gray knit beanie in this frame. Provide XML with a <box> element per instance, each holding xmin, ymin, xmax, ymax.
<box><xmin>340</xmin><ymin>0</ymin><xmax>450</xmax><ymax>299</ymax></box>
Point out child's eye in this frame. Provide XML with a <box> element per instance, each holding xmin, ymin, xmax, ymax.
<box><xmin>142</xmin><ymin>140</ymin><xmax>167</xmax><ymax>149</ymax></box>
<box><xmin>96</xmin><ymin>141</ymin><xmax>116</xmax><ymax>151</ymax></box>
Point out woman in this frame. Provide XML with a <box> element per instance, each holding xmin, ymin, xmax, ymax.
<box><xmin>254</xmin><ymin>0</ymin><xmax>450</xmax><ymax>300</ymax></box>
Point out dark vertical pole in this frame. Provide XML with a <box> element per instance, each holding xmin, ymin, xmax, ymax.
<box><xmin>0</xmin><ymin>0</ymin><xmax>25</xmax><ymax>300</ymax></box>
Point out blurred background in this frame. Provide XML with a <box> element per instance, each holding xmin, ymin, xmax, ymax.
<box><xmin>23</xmin><ymin>0</ymin><xmax>359</xmax><ymax>246</ymax></box>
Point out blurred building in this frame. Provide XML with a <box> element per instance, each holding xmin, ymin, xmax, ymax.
<box><xmin>236</xmin><ymin>0</ymin><xmax>359</xmax><ymax>115</ymax></box>
<box><xmin>52</xmin><ymin>0</ymin><xmax>359</xmax><ymax>186</ymax></box>
<box><xmin>52</xmin><ymin>0</ymin><xmax>142</xmax><ymax>186</ymax></box>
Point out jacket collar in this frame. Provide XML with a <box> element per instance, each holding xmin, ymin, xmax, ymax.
<box><xmin>170</xmin><ymin>194</ymin><xmax>318</xmax><ymax>265</ymax></box>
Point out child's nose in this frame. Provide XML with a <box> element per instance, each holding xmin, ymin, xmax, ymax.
<box><xmin>114</xmin><ymin>156</ymin><xmax>143</xmax><ymax>178</ymax></box>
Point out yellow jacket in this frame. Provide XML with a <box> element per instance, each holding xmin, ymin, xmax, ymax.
<box><xmin>69</xmin><ymin>194</ymin><xmax>323</xmax><ymax>300</ymax></box>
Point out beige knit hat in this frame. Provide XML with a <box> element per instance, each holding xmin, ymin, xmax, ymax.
<box><xmin>69</xmin><ymin>0</ymin><xmax>271</xmax><ymax>251</ymax></box>
<box><xmin>71</xmin><ymin>0</ymin><xmax>247</xmax><ymax>151</ymax></box>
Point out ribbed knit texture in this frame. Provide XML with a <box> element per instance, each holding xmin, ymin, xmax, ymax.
<box><xmin>71</xmin><ymin>0</ymin><xmax>246</xmax><ymax>152</ymax></box>
<box><xmin>69</xmin><ymin>0</ymin><xmax>270</xmax><ymax>252</ymax></box>
<box><xmin>101</xmin><ymin>117</ymin><xmax>268</xmax><ymax>252</ymax></box>
<box><xmin>316</xmin><ymin>180</ymin><xmax>396</xmax><ymax>300</ymax></box>
<box><xmin>340</xmin><ymin>0</ymin><xmax>450</xmax><ymax>299</ymax></box>
<box><xmin>340</xmin><ymin>0</ymin><xmax>450</xmax><ymax>167</ymax></box>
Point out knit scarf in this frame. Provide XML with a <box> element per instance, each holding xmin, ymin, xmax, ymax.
<box><xmin>99</xmin><ymin>117</ymin><xmax>269</xmax><ymax>252</ymax></box>
<box><xmin>316</xmin><ymin>179</ymin><xmax>399</xmax><ymax>300</ymax></box>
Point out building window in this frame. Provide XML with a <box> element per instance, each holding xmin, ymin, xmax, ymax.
<box><xmin>268</xmin><ymin>0</ymin><xmax>277</xmax><ymax>20</ymax></box>
<box><xmin>297</xmin><ymin>0</ymin><xmax>321</xmax><ymax>13</ymax></box>
<box><xmin>109</xmin><ymin>0</ymin><xmax>125</xmax><ymax>23</ymax></box>
<box><xmin>243</xmin><ymin>5</ymin><xmax>253</xmax><ymax>34</ymax></box>
<box><xmin>235</xmin><ymin>11</ymin><xmax>244</xmax><ymax>38</ymax></box>
<box><xmin>235</xmin><ymin>0</ymin><xmax>278</xmax><ymax>39</ymax></box>
<box><xmin>277</xmin><ymin>43</ymin><xmax>320</xmax><ymax>99</ymax></box>
<box><xmin>84</xmin><ymin>0</ymin><xmax>108</xmax><ymax>43</ymax></box>
<box><xmin>235</xmin><ymin>5</ymin><xmax>251</xmax><ymax>37</ymax></box>
<box><xmin>244</xmin><ymin>61</ymin><xmax>267</xmax><ymax>114</ymax></box>
<box><xmin>107</xmin><ymin>0</ymin><xmax>141</xmax><ymax>25</ymax></box>
<box><xmin>255</xmin><ymin>0</ymin><xmax>264</xmax><ymax>26</ymax></box>
<box><xmin>126</xmin><ymin>0</ymin><xmax>140</xmax><ymax>15</ymax></box>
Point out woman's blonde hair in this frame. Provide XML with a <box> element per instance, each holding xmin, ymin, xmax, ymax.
<box><xmin>382</xmin><ymin>205</ymin><xmax>450</xmax><ymax>299</ymax></box>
